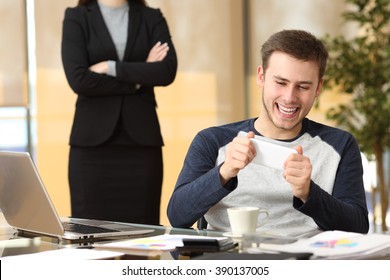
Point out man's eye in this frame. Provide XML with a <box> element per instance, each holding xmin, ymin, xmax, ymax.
<box><xmin>298</xmin><ymin>86</ymin><xmax>309</xmax><ymax>90</ymax></box>
<box><xmin>275</xmin><ymin>81</ymin><xmax>286</xmax><ymax>85</ymax></box>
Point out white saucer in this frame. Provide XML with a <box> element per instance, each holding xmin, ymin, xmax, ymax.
<box><xmin>223</xmin><ymin>232</ymin><xmax>243</xmax><ymax>238</ymax></box>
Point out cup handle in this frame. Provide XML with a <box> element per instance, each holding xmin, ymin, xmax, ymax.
<box><xmin>256</xmin><ymin>210</ymin><xmax>269</xmax><ymax>228</ymax></box>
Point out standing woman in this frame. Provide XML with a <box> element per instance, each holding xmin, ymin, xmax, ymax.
<box><xmin>61</xmin><ymin>0</ymin><xmax>177</xmax><ymax>225</ymax></box>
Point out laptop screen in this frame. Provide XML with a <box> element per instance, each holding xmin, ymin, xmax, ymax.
<box><xmin>0</xmin><ymin>151</ymin><xmax>64</xmax><ymax>236</ymax></box>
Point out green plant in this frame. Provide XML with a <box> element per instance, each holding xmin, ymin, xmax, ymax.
<box><xmin>323</xmin><ymin>0</ymin><xmax>390</xmax><ymax>232</ymax></box>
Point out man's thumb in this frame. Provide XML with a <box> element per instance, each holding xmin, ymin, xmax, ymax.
<box><xmin>295</xmin><ymin>145</ymin><xmax>303</xmax><ymax>155</ymax></box>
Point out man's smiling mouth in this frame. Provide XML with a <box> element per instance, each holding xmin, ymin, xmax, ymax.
<box><xmin>277</xmin><ymin>103</ymin><xmax>299</xmax><ymax>116</ymax></box>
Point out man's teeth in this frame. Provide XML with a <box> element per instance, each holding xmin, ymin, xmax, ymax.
<box><xmin>278</xmin><ymin>104</ymin><xmax>297</xmax><ymax>115</ymax></box>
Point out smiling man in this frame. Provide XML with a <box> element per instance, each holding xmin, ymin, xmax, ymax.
<box><xmin>167</xmin><ymin>30</ymin><xmax>369</xmax><ymax>235</ymax></box>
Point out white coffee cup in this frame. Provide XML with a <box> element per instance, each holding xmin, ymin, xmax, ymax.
<box><xmin>227</xmin><ymin>206</ymin><xmax>269</xmax><ymax>235</ymax></box>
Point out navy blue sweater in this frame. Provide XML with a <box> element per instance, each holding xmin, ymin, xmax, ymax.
<box><xmin>167</xmin><ymin>118</ymin><xmax>369</xmax><ymax>234</ymax></box>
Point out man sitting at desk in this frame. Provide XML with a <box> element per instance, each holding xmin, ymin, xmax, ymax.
<box><xmin>167</xmin><ymin>29</ymin><xmax>369</xmax><ymax>235</ymax></box>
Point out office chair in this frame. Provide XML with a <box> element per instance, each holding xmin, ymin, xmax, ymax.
<box><xmin>197</xmin><ymin>216</ymin><xmax>208</xmax><ymax>230</ymax></box>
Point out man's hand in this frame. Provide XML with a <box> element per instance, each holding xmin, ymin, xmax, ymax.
<box><xmin>283</xmin><ymin>145</ymin><xmax>312</xmax><ymax>202</ymax></box>
<box><xmin>219</xmin><ymin>131</ymin><xmax>256</xmax><ymax>185</ymax></box>
<box><xmin>146</xmin><ymin>41</ymin><xmax>169</xmax><ymax>62</ymax></box>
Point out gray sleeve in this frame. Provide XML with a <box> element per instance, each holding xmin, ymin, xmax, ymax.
<box><xmin>107</xmin><ymin>60</ymin><xmax>116</xmax><ymax>77</ymax></box>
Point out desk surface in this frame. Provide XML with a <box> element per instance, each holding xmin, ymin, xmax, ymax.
<box><xmin>1</xmin><ymin>213</ymin><xmax>390</xmax><ymax>260</ymax></box>
<box><xmin>0</xmin><ymin>212</ymin><xmax>227</xmax><ymax>260</ymax></box>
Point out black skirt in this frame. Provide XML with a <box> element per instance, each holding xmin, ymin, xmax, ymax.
<box><xmin>68</xmin><ymin>123</ymin><xmax>163</xmax><ymax>225</ymax></box>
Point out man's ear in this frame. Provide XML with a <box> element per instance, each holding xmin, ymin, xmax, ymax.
<box><xmin>315</xmin><ymin>78</ymin><xmax>324</xmax><ymax>97</ymax></box>
<box><xmin>257</xmin><ymin>65</ymin><xmax>265</xmax><ymax>86</ymax></box>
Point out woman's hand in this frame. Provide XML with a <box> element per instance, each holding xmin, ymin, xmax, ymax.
<box><xmin>146</xmin><ymin>41</ymin><xmax>169</xmax><ymax>62</ymax></box>
<box><xmin>89</xmin><ymin>61</ymin><xmax>108</xmax><ymax>74</ymax></box>
<box><xmin>88</xmin><ymin>41</ymin><xmax>169</xmax><ymax>75</ymax></box>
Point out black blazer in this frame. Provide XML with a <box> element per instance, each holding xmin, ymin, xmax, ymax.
<box><xmin>61</xmin><ymin>1</ymin><xmax>177</xmax><ymax>147</ymax></box>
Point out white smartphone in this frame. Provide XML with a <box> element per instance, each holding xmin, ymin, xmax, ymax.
<box><xmin>237</xmin><ymin>131</ymin><xmax>297</xmax><ymax>170</ymax></box>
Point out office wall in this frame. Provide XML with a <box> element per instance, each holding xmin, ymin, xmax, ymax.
<box><xmin>34</xmin><ymin>0</ymin><xmax>76</xmax><ymax>223</ymax></box>
<box><xmin>0</xmin><ymin>0</ymin><xmax>27</xmax><ymax>105</ymax></box>
<box><xmin>33</xmin><ymin>0</ymin><xmax>345</xmax><ymax>226</ymax></box>
<box><xmin>149</xmin><ymin>0</ymin><xmax>246</xmax><ymax>225</ymax></box>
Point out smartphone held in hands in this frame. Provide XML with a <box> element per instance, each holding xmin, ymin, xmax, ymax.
<box><xmin>237</xmin><ymin>131</ymin><xmax>297</xmax><ymax>170</ymax></box>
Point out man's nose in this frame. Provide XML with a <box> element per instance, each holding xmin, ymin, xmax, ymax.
<box><xmin>283</xmin><ymin>86</ymin><xmax>298</xmax><ymax>102</ymax></box>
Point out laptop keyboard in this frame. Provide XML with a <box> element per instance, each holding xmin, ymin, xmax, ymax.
<box><xmin>62</xmin><ymin>222</ymin><xmax>119</xmax><ymax>234</ymax></box>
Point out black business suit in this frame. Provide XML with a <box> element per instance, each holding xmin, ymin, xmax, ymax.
<box><xmin>61</xmin><ymin>0</ymin><xmax>177</xmax><ymax>224</ymax></box>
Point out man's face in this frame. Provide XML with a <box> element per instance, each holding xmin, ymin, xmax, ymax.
<box><xmin>257</xmin><ymin>51</ymin><xmax>323</xmax><ymax>138</ymax></box>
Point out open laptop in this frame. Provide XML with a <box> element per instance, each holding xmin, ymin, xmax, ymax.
<box><xmin>0</xmin><ymin>151</ymin><xmax>154</xmax><ymax>242</ymax></box>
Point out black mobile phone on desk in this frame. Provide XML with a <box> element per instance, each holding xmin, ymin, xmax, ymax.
<box><xmin>176</xmin><ymin>238</ymin><xmax>237</xmax><ymax>255</ymax></box>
